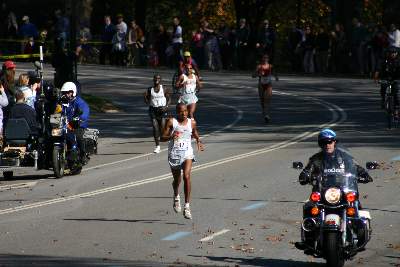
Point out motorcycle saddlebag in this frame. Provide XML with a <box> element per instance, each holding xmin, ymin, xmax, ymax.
<box><xmin>83</xmin><ymin>128</ymin><xmax>99</xmax><ymax>154</ymax></box>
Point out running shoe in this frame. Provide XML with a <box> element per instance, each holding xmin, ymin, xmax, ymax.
<box><xmin>183</xmin><ymin>206</ymin><xmax>192</xmax><ymax>219</ymax></box>
<box><xmin>153</xmin><ymin>145</ymin><xmax>161</xmax><ymax>153</ymax></box>
<box><xmin>173</xmin><ymin>195</ymin><xmax>181</xmax><ymax>213</ymax></box>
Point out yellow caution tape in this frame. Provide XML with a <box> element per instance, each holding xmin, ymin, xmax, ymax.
<box><xmin>0</xmin><ymin>53</ymin><xmax>52</xmax><ymax>60</ymax></box>
<box><xmin>0</xmin><ymin>38</ymin><xmax>110</xmax><ymax>45</ymax></box>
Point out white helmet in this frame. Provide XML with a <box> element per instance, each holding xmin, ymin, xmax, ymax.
<box><xmin>60</xmin><ymin>81</ymin><xmax>77</xmax><ymax>97</ymax></box>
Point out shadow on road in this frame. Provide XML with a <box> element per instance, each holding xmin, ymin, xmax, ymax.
<box><xmin>189</xmin><ymin>255</ymin><xmax>325</xmax><ymax>267</ymax></box>
<box><xmin>63</xmin><ymin>218</ymin><xmax>185</xmax><ymax>226</ymax></box>
<box><xmin>0</xmin><ymin>254</ymin><xmax>231</xmax><ymax>267</ymax></box>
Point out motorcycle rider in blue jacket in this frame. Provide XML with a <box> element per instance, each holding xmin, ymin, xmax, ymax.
<box><xmin>60</xmin><ymin>81</ymin><xmax>90</xmax><ymax>164</ymax></box>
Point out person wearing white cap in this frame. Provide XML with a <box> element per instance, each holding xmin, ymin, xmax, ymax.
<box><xmin>19</xmin><ymin>15</ymin><xmax>38</xmax><ymax>39</ymax></box>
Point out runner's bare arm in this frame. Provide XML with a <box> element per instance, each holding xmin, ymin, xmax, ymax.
<box><xmin>191</xmin><ymin>119</ymin><xmax>204</xmax><ymax>151</ymax></box>
<box><xmin>252</xmin><ymin>65</ymin><xmax>260</xmax><ymax>78</ymax></box>
<box><xmin>161</xmin><ymin>118</ymin><xmax>173</xmax><ymax>142</ymax></box>
<box><xmin>196</xmin><ymin>75</ymin><xmax>202</xmax><ymax>90</ymax></box>
<box><xmin>175</xmin><ymin>75</ymin><xmax>184</xmax><ymax>88</ymax></box>
<box><xmin>144</xmin><ymin>88</ymin><xmax>150</xmax><ymax>104</ymax></box>
<box><xmin>164</xmin><ymin>88</ymin><xmax>171</xmax><ymax>106</ymax></box>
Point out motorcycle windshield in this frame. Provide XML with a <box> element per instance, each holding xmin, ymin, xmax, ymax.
<box><xmin>321</xmin><ymin>172</ymin><xmax>358</xmax><ymax>193</ymax></box>
<box><xmin>320</xmin><ymin>148</ymin><xmax>359</xmax><ymax>192</ymax></box>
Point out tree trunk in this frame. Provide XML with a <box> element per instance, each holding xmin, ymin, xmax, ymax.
<box><xmin>135</xmin><ymin>0</ymin><xmax>147</xmax><ymax>32</ymax></box>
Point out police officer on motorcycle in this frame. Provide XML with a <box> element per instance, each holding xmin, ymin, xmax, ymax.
<box><xmin>60</xmin><ymin>81</ymin><xmax>90</xmax><ymax>163</ymax></box>
<box><xmin>296</xmin><ymin>128</ymin><xmax>373</xmax><ymax>249</ymax></box>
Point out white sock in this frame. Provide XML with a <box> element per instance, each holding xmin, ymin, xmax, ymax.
<box><xmin>185</xmin><ymin>203</ymin><xmax>190</xmax><ymax>208</ymax></box>
<box><xmin>174</xmin><ymin>194</ymin><xmax>180</xmax><ymax>200</ymax></box>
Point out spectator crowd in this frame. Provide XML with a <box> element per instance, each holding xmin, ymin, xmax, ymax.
<box><xmin>1</xmin><ymin>2</ymin><xmax>400</xmax><ymax>77</ymax></box>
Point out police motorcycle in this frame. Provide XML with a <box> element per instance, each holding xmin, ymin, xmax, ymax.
<box><xmin>0</xmin><ymin>57</ymin><xmax>98</xmax><ymax>179</ymax></box>
<box><xmin>49</xmin><ymin>82</ymin><xmax>98</xmax><ymax>178</ymax></box>
<box><xmin>293</xmin><ymin>151</ymin><xmax>376</xmax><ymax>267</ymax></box>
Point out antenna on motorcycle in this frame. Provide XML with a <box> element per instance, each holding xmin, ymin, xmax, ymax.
<box><xmin>38</xmin><ymin>46</ymin><xmax>46</xmax><ymax>136</ymax></box>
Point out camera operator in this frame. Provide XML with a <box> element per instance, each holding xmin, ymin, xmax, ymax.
<box><xmin>374</xmin><ymin>46</ymin><xmax>400</xmax><ymax>109</ymax></box>
<box><xmin>60</xmin><ymin>81</ymin><xmax>90</xmax><ymax>163</ymax></box>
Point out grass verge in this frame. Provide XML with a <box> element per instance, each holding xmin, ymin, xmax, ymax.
<box><xmin>81</xmin><ymin>93</ymin><xmax>121</xmax><ymax>113</ymax></box>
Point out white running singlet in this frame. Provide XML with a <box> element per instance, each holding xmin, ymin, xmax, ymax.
<box><xmin>150</xmin><ymin>85</ymin><xmax>167</xmax><ymax>107</ymax></box>
<box><xmin>168</xmin><ymin>118</ymin><xmax>194</xmax><ymax>169</ymax></box>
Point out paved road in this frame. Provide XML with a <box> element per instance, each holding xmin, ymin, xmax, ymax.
<box><xmin>0</xmin><ymin>64</ymin><xmax>398</xmax><ymax>267</ymax></box>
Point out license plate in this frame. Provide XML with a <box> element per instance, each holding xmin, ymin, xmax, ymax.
<box><xmin>325</xmin><ymin>214</ymin><xmax>340</xmax><ymax>226</ymax></box>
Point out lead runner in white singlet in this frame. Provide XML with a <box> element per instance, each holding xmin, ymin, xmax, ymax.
<box><xmin>161</xmin><ymin>103</ymin><xmax>204</xmax><ymax>219</ymax></box>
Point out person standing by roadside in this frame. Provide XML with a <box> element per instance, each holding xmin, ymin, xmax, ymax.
<box><xmin>54</xmin><ymin>9</ymin><xmax>70</xmax><ymax>51</ymax></box>
<box><xmin>161</xmin><ymin>103</ymin><xmax>204</xmax><ymax>219</ymax></box>
<box><xmin>236</xmin><ymin>18</ymin><xmax>250</xmax><ymax>70</ymax></box>
<box><xmin>256</xmin><ymin>20</ymin><xmax>275</xmax><ymax>64</ymax></box>
<box><xmin>172</xmin><ymin>17</ymin><xmax>183</xmax><ymax>67</ymax></box>
<box><xmin>115</xmin><ymin>14</ymin><xmax>127</xmax><ymax>34</ymax></box>
<box><xmin>99</xmin><ymin>15</ymin><xmax>116</xmax><ymax>65</ymax></box>
<box><xmin>17</xmin><ymin>73</ymin><xmax>36</xmax><ymax>109</ymax></box>
<box><xmin>388</xmin><ymin>24</ymin><xmax>400</xmax><ymax>49</ymax></box>
<box><xmin>315</xmin><ymin>26</ymin><xmax>330</xmax><ymax>74</ymax></box>
<box><xmin>302</xmin><ymin>26</ymin><xmax>316</xmax><ymax>73</ymax></box>
<box><xmin>144</xmin><ymin>74</ymin><xmax>170</xmax><ymax>153</ymax></box>
<box><xmin>155</xmin><ymin>24</ymin><xmax>169</xmax><ymax>67</ymax></box>
<box><xmin>127</xmin><ymin>20</ymin><xmax>143</xmax><ymax>66</ymax></box>
<box><xmin>0</xmin><ymin>60</ymin><xmax>16</xmax><ymax>123</ymax></box>
<box><xmin>0</xmin><ymin>83</ymin><xmax>9</xmax><ymax>147</ymax></box>
<box><xmin>19</xmin><ymin>15</ymin><xmax>38</xmax><ymax>39</ymax></box>
<box><xmin>112</xmin><ymin>24</ymin><xmax>127</xmax><ymax>66</ymax></box>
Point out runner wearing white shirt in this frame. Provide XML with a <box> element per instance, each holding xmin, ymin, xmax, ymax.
<box><xmin>144</xmin><ymin>74</ymin><xmax>170</xmax><ymax>153</ymax></box>
<box><xmin>161</xmin><ymin>103</ymin><xmax>204</xmax><ymax>219</ymax></box>
<box><xmin>175</xmin><ymin>64</ymin><xmax>202</xmax><ymax>119</ymax></box>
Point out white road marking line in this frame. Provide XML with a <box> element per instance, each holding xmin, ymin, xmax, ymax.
<box><xmin>0</xmin><ymin>81</ymin><xmax>346</xmax><ymax>216</ymax></box>
<box><xmin>0</xmin><ymin>182</ymin><xmax>38</xmax><ymax>190</ymax></box>
<box><xmin>199</xmin><ymin>229</ymin><xmax>231</xmax><ymax>242</ymax></box>
<box><xmin>241</xmin><ymin>202</ymin><xmax>267</xmax><ymax>211</ymax></box>
<box><xmin>162</xmin><ymin>231</ymin><xmax>192</xmax><ymax>241</ymax></box>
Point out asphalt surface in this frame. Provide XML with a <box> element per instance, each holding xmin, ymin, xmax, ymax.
<box><xmin>0</xmin><ymin>63</ymin><xmax>398</xmax><ymax>267</ymax></box>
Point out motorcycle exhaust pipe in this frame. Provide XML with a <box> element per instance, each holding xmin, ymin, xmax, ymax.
<box><xmin>302</xmin><ymin>218</ymin><xmax>317</xmax><ymax>232</ymax></box>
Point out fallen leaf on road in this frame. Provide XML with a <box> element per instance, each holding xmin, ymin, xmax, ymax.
<box><xmin>266</xmin><ymin>236</ymin><xmax>282</xmax><ymax>242</ymax></box>
<box><xmin>142</xmin><ymin>231</ymin><xmax>153</xmax><ymax>235</ymax></box>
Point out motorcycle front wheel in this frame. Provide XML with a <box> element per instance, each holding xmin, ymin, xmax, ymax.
<box><xmin>325</xmin><ymin>232</ymin><xmax>345</xmax><ymax>267</ymax></box>
<box><xmin>52</xmin><ymin>147</ymin><xmax>65</xmax><ymax>178</ymax></box>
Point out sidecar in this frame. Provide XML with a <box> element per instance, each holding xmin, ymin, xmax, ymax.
<box><xmin>0</xmin><ymin>118</ymin><xmax>47</xmax><ymax>179</ymax></box>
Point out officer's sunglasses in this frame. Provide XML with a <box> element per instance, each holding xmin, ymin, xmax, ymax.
<box><xmin>321</xmin><ymin>140</ymin><xmax>335</xmax><ymax>145</ymax></box>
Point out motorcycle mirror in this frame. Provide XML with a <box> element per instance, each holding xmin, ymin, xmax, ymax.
<box><xmin>292</xmin><ymin>161</ymin><xmax>303</xmax><ymax>169</ymax></box>
<box><xmin>366</xmin><ymin>161</ymin><xmax>379</xmax><ymax>170</ymax></box>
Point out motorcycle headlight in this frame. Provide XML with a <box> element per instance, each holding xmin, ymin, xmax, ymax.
<box><xmin>51</xmin><ymin>128</ymin><xmax>62</xmax><ymax>136</ymax></box>
<box><xmin>324</xmin><ymin>188</ymin><xmax>341</xmax><ymax>204</ymax></box>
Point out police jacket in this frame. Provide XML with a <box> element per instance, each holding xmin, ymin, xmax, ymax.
<box><xmin>299</xmin><ymin>148</ymin><xmax>371</xmax><ymax>185</ymax></box>
<box><xmin>65</xmin><ymin>96</ymin><xmax>90</xmax><ymax>128</ymax></box>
